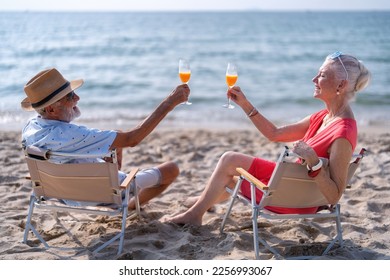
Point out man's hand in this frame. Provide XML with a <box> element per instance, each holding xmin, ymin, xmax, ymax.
<box><xmin>167</xmin><ymin>84</ymin><xmax>190</xmax><ymax>107</ymax></box>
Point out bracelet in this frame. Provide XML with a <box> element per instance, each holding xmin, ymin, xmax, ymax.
<box><xmin>306</xmin><ymin>158</ymin><xmax>323</xmax><ymax>171</ymax></box>
<box><xmin>247</xmin><ymin>107</ymin><xmax>258</xmax><ymax>117</ymax></box>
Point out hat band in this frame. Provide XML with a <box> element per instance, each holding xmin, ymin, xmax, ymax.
<box><xmin>31</xmin><ymin>81</ymin><xmax>70</xmax><ymax>108</ymax></box>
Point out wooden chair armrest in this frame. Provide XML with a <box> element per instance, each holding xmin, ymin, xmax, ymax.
<box><xmin>120</xmin><ymin>168</ymin><xmax>139</xmax><ymax>190</ymax></box>
<box><xmin>236</xmin><ymin>167</ymin><xmax>269</xmax><ymax>190</ymax></box>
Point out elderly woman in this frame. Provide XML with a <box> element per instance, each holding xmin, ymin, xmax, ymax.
<box><xmin>166</xmin><ymin>52</ymin><xmax>371</xmax><ymax>226</ymax></box>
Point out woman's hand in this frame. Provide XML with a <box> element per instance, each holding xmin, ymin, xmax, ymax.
<box><xmin>227</xmin><ymin>86</ymin><xmax>250</xmax><ymax>108</ymax></box>
<box><xmin>292</xmin><ymin>140</ymin><xmax>320</xmax><ymax>168</ymax></box>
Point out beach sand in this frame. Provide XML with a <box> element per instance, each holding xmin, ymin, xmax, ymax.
<box><xmin>0</xmin><ymin>127</ymin><xmax>389</xmax><ymax>260</ymax></box>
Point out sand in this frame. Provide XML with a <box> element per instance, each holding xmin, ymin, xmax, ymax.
<box><xmin>0</xmin><ymin>127</ymin><xmax>389</xmax><ymax>260</ymax></box>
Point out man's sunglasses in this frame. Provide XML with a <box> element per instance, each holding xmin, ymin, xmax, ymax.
<box><xmin>65</xmin><ymin>91</ymin><xmax>75</xmax><ymax>101</ymax></box>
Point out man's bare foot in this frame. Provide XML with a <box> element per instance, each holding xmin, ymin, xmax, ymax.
<box><xmin>161</xmin><ymin>211</ymin><xmax>202</xmax><ymax>226</ymax></box>
<box><xmin>182</xmin><ymin>196</ymin><xmax>216</xmax><ymax>213</ymax></box>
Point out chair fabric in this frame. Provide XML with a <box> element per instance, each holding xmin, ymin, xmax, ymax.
<box><xmin>22</xmin><ymin>146</ymin><xmax>140</xmax><ymax>256</ymax></box>
<box><xmin>220</xmin><ymin>146</ymin><xmax>366</xmax><ymax>259</ymax></box>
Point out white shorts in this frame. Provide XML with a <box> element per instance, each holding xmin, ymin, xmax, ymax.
<box><xmin>133</xmin><ymin>167</ymin><xmax>162</xmax><ymax>189</ymax></box>
<box><xmin>119</xmin><ymin>167</ymin><xmax>162</xmax><ymax>190</ymax></box>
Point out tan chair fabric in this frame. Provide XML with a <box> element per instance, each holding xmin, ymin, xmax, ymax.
<box><xmin>26</xmin><ymin>158</ymin><xmax>122</xmax><ymax>204</ymax></box>
<box><xmin>23</xmin><ymin>146</ymin><xmax>140</xmax><ymax>255</ymax></box>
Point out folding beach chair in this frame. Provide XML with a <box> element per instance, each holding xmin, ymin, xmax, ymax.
<box><xmin>22</xmin><ymin>145</ymin><xmax>141</xmax><ymax>256</ymax></box>
<box><xmin>220</xmin><ymin>146</ymin><xmax>366</xmax><ymax>259</ymax></box>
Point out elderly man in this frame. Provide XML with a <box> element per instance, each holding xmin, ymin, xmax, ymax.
<box><xmin>21</xmin><ymin>68</ymin><xmax>190</xmax><ymax>209</ymax></box>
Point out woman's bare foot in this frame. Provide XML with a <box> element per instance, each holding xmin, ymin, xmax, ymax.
<box><xmin>182</xmin><ymin>196</ymin><xmax>216</xmax><ymax>212</ymax></box>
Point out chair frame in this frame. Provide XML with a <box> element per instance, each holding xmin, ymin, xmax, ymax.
<box><xmin>220</xmin><ymin>146</ymin><xmax>366</xmax><ymax>259</ymax></box>
<box><xmin>22</xmin><ymin>146</ymin><xmax>140</xmax><ymax>256</ymax></box>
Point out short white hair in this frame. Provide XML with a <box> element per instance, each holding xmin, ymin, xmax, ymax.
<box><xmin>328</xmin><ymin>54</ymin><xmax>371</xmax><ymax>100</ymax></box>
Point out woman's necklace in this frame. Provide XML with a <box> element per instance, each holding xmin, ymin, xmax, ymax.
<box><xmin>323</xmin><ymin>107</ymin><xmax>348</xmax><ymax>127</ymax></box>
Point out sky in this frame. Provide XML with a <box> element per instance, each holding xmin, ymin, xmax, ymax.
<box><xmin>1</xmin><ymin>0</ymin><xmax>389</xmax><ymax>12</ymax></box>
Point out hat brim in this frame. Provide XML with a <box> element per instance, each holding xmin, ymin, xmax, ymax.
<box><xmin>21</xmin><ymin>79</ymin><xmax>84</xmax><ymax>111</ymax></box>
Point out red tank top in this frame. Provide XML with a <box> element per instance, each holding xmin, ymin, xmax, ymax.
<box><xmin>241</xmin><ymin>109</ymin><xmax>357</xmax><ymax>214</ymax></box>
<box><xmin>302</xmin><ymin>109</ymin><xmax>357</xmax><ymax>158</ymax></box>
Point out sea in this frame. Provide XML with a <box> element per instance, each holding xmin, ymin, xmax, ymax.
<box><xmin>0</xmin><ymin>11</ymin><xmax>389</xmax><ymax>131</ymax></box>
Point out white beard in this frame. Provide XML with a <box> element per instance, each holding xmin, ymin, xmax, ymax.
<box><xmin>73</xmin><ymin>106</ymin><xmax>81</xmax><ymax>119</ymax></box>
<box><xmin>68</xmin><ymin>106</ymin><xmax>81</xmax><ymax>122</ymax></box>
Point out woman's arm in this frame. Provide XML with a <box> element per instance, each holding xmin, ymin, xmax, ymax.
<box><xmin>228</xmin><ymin>86</ymin><xmax>310</xmax><ymax>142</ymax></box>
<box><xmin>293</xmin><ymin>138</ymin><xmax>353</xmax><ymax>204</ymax></box>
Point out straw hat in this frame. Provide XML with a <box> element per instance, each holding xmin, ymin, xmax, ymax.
<box><xmin>21</xmin><ymin>68</ymin><xmax>84</xmax><ymax>111</ymax></box>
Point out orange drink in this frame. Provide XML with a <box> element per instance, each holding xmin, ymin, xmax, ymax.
<box><xmin>179</xmin><ymin>72</ymin><xmax>191</xmax><ymax>84</ymax></box>
<box><xmin>178</xmin><ymin>58</ymin><xmax>192</xmax><ymax>105</ymax></box>
<box><xmin>223</xmin><ymin>62</ymin><xmax>237</xmax><ymax>109</ymax></box>
<box><xmin>226</xmin><ymin>74</ymin><xmax>238</xmax><ymax>88</ymax></box>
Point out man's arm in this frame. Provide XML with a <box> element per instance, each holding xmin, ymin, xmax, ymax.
<box><xmin>110</xmin><ymin>84</ymin><xmax>190</xmax><ymax>149</ymax></box>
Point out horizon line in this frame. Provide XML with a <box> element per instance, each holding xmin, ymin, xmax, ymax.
<box><xmin>1</xmin><ymin>9</ymin><xmax>389</xmax><ymax>13</ymax></box>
